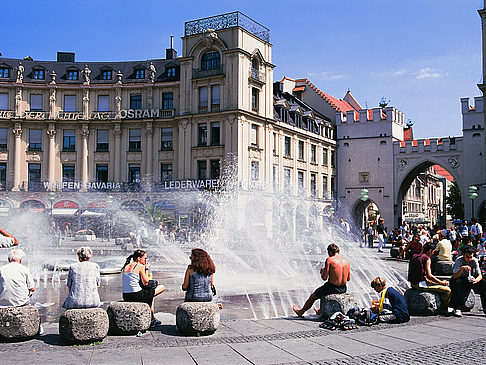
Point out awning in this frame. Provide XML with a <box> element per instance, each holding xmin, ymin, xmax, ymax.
<box><xmin>81</xmin><ymin>211</ymin><xmax>105</xmax><ymax>217</ymax></box>
<box><xmin>51</xmin><ymin>208</ymin><xmax>78</xmax><ymax>216</ymax></box>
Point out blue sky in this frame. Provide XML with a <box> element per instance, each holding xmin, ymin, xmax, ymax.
<box><xmin>1</xmin><ymin>0</ymin><xmax>483</xmax><ymax>138</ymax></box>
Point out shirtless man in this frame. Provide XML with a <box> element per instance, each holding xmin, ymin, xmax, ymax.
<box><xmin>293</xmin><ymin>243</ymin><xmax>350</xmax><ymax>317</ymax></box>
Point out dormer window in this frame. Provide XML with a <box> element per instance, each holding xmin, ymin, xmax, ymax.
<box><xmin>101</xmin><ymin>70</ymin><xmax>112</xmax><ymax>80</ymax></box>
<box><xmin>33</xmin><ymin>69</ymin><xmax>45</xmax><ymax>80</ymax></box>
<box><xmin>201</xmin><ymin>51</ymin><xmax>220</xmax><ymax>71</ymax></box>
<box><xmin>167</xmin><ymin>67</ymin><xmax>176</xmax><ymax>77</ymax></box>
<box><xmin>0</xmin><ymin>68</ymin><xmax>9</xmax><ymax>78</ymax></box>
<box><xmin>67</xmin><ymin>70</ymin><xmax>79</xmax><ymax>80</ymax></box>
<box><xmin>135</xmin><ymin>69</ymin><xmax>145</xmax><ymax>79</ymax></box>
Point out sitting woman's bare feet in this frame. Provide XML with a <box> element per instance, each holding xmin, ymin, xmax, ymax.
<box><xmin>292</xmin><ymin>304</ymin><xmax>303</xmax><ymax>317</ymax></box>
<box><xmin>217</xmin><ymin>303</ymin><xmax>223</xmax><ymax>310</ymax></box>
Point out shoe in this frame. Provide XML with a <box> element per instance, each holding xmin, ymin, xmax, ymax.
<box><xmin>150</xmin><ymin>319</ymin><xmax>162</xmax><ymax>327</ymax></box>
<box><xmin>453</xmin><ymin>309</ymin><xmax>462</xmax><ymax>317</ymax></box>
<box><xmin>378</xmin><ymin>250</ymin><xmax>383</xmax><ymax>253</ymax></box>
<box><xmin>37</xmin><ymin>324</ymin><xmax>44</xmax><ymax>335</ymax></box>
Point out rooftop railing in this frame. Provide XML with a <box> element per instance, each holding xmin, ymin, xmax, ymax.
<box><xmin>185</xmin><ymin>12</ymin><xmax>270</xmax><ymax>43</ymax></box>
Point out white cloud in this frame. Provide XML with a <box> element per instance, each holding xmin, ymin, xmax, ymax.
<box><xmin>415</xmin><ymin>67</ymin><xmax>444</xmax><ymax>80</ymax></box>
<box><xmin>306</xmin><ymin>71</ymin><xmax>345</xmax><ymax>80</ymax></box>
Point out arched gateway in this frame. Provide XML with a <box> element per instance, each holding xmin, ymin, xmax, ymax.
<box><xmin>337</xmin><ymin>96</ymin><xmax>485</xmax><ymax>230</ymax></box>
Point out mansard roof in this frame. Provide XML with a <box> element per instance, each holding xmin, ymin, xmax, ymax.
<box><xmin>0</xmin><ymin>57</ymin><xmax>180</xmax><ymax>84</ymax></box>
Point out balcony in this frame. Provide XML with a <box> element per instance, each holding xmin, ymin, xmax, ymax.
<box><xmin>250</xmin><ymin>69</ymin><xmax>265</xmax><ymax>83</ymax></box>
<box><xmin>185</xmin><ymin>12</ymin><xmax>270</xmax><ymax>43</ymax></box>
<box><xmin>193</xmin><ymin>66</ymin><xmax>224</xmax><ymax>80</ymax></box>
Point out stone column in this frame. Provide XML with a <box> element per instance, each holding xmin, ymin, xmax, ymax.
<box><xmin>47</xmin><ymin>125</ymin><xmax>57</xmax><ymax>188</ymax></box>
<box><xmin>81</xmin><ymin>124</ymin><xmax>89</xmax><ymax>189</ymax></box>
<box><xmin>12</xmin><ymin>124</ymin><xmax>22</xmax><ymax>191</ymax></box>
<box><xmin>145</xmin><ymin>122</ymin><xmax>153</xmax><ymax>181</ymax></box>
<box><xmin>114</xmin><ymin>123</ymin><xmax>121</xmax><ymax>182</ymax></box>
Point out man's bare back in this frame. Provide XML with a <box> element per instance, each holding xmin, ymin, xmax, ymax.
<box><xmin>321</xmin><ymin>254</ymin><xmax>350</xmax><ymax>286</ymax></box>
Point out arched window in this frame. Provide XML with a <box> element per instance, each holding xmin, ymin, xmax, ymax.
<box><xmin>252</xmin><ymin>58</ymin><xmax>259</xmax><ymax>72</ymax></box>
<box><xmin>201</xmin><ymin>51</ymin><xmax>220</xmax><ymax>71</ymax></box>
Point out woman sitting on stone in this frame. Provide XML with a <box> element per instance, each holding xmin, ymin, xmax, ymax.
<box><xmin>121</xmin><ymin>249</ymin><xmax>165</xmax><ymax>327</ymax></box>
<box><xmin>63</xmin><ymin>247</ymin><xmax>101</xmax><ymax>309</ymax></box>
<box><xmin>182</xmin><ymin>248</ymin><xmax>216</xmax><ymax>302</ymax></box>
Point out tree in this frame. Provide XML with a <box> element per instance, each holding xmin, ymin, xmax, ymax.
<box><xmin>139</xmin><ymin>205</ymin><xmax>174</xmax><ymax>226</ymax></box>
<box><xmin>446</xmin><ymin>180</ymin><xmax>463</xmax><ymax>219</ymax></box>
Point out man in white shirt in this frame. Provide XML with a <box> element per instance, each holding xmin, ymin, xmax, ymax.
<box><xmin>470</xmin><ymin>218</ymin><xmax>483</xmax><ymax>247</ymax></box>
<box><xmin>0</xmin><ymin>248</ymin><xmax>35</xmax><ymax>307</ymax></box>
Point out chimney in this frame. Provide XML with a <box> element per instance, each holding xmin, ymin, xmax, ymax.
<box><xmin>57</xmin><ymin>52</ymin><xmax>75</xmax><ymax>62</ymax></box>
<box><xmin>165</xmin><ymin>36</ymin><xmax>177</xmax><ymax>59</ymax></box>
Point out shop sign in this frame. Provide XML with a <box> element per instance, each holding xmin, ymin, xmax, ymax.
<box><xmin>240</xmin><ymin>179</ymin><xmax>266</xmax><ymax>190</ymax></box>
<box><xmin>43</xmin><ymin>181</ymin><xmax>122</xmax><ymax>191</ymax></box>
<box><xmin>161</xmin><ymin>179</ymin><xmax>220</xmax><ymax>190</ymax></box>
<box><xmin>0</xmin><ymin>111</ymin><xmax>14</xmax><ymax>119</ymax></box>
<box><xmin>119</xmin><ymin>108</ymin><xmax>173</xmax><ymax>120</ymax></box>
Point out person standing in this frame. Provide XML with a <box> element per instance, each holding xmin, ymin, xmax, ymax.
<box><xmin>470</xmin><ymin>218</ymin><xmax>483</xmax><ymax>247</ymax></box>
<box><xmin>376</xmin><ymin>218</ymin><xmax>386</xmax><ymax>253</ymax></box>
<box><xmin>293</xmin><ymin>244</ymin><xmax>350</xmax><ymax>317</ymax></box>
<box><xmin>0</xmin><ymin>249</ymin><xmax>35</xmax><ymax>307</ymax></box>
<box><xmin>366</xmin><ymin>223</ymin><xmax>374</xmax><ymax>248</ymax></box>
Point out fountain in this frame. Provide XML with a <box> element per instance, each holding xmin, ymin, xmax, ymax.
<box><xmin>0</xmin><ymin>170</ymin><xmax>405</xmax><ymax>321</ymax></box>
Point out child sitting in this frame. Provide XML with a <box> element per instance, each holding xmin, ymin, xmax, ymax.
<box><xmin>370</xmin><ymin>277</ymin><xmax>410</xmax><ymax>323</ymax></box>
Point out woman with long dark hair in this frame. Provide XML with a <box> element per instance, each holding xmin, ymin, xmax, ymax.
<box><xmin>182</xmin><ymin>248</ymin><xmax>216</xmax><ymax>302</ymax></box>
<box><xmin>122</xmin><ymin>249</ymin><xmax>165</xmax><ymax>327</ymax></box>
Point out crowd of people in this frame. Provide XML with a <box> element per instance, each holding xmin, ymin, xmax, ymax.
<box><xmin>0</xmin><ymin>247</ymin><xmax>219</xmax><ymax>330</ymax></box>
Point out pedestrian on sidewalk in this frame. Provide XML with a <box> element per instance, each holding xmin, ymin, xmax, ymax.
<box><xmin>376</xmin><ymin>218</ymin><xmax>386</xmax><ymax>253</ymax></box>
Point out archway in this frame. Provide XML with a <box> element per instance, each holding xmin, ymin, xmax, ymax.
<box><xmin>353</xmin><ymin>199</ymin><xmax>380</xmax><ymax>230</ymax></box>
<box><xmin>396</xmin><ymin>161</ymin><xmax>457</xmax><ymax>229</ymax></box>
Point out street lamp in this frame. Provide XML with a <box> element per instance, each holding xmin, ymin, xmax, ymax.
<box><xmin>468</xmin><ymin>185</ymin><xmax>478</xmax><ymax>219</ymax></box>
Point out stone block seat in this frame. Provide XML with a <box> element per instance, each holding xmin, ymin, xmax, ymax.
<box><xmin>59</xmin><ymin>308</ymin><xmax>109</xmax><ymax>345</ymax></box>
<box><xmin>107</xmin><ymin>302</ymin><xmax>151</xmax><ymax>335</ymax></box>
<box><xmin>434</xmin><ymin>261</ymin><xmax>454</xmax><ymax>276</ymax></box>
<box><xmin>319</xmin><ymin>293</ymin><xmax>359</xmax><ymax>319</ymax></box>
<box><xmin>404</xmin><ymin>289</ymin><xmax>441</xmax><ymax>316</ymax></box>
<box><xmin>390</xmin><ymin>247</ymin><xmax>399</xmax><ymax>258</ymax></box>
<box><xmin>176</xmin><ymin>302</ymin><xmax>220</xmax><ymax>336</ymax></box>
<box><xmin>0</xmin><ymin>305</ymin><xmax>40</xmax><ymax>341</ymax></box>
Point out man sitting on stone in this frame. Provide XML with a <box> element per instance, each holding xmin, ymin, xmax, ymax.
<box><xmin>450</xmin><ymin>246</ymin><xmax>486</xmax><ymax>317</ymax></box>
<box><xmin>432</xmin><ymin>232</ymin><xmax>452</xmax><ymax>267</ymax></box>
<box><xmin>0</xmin><ymin>248</ymin><xmax>35</xmax><ymax>307</ymax></box>
<box><xmin>408</xmin><ymin>242</ymin><xmax>452</xmax><ymax>314</ymax></box>
<box><xmin>293</xmin><ymin>244</ymin><xmax>350</xmax><ymax>317</ymax></box>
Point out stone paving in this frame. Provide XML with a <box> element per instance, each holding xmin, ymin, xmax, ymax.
<box><xmin>0</xmin><ymin>309</ymin><xmax>484</xmax><ymax>364</ymax></box>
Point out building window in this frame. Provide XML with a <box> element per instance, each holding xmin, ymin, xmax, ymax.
<box><xmin>64</xmin><ymin>95</ymin><xmax>76</xmax><ymax>112</ymax></box>
<box><xmin>199</xmin><ymin>87</ymin><xmax>208</xmax><ymax>112</ymax></box>
<box><xmin>311</xmin><ymin>144</ymin><xmax>316</xmax><ymax>163</ymax></box>
<box><xmin>210</xmin><ymin>160</ymin><xmax>220</xmax><ymax>179</ymax></box>
<box><xmin>96</xmin><ymin>129</ymin><xmax>109</xmax><ymax>152</ymax></box>
<box><xmin>67</xmin><ymin>70</ymin><xmax>78</xmax><ymax>80</ymax></box>
<box><xmin>251</xmin><ymin>88</ymin><xmax>259</xmax><ymax>111</ymax></box>
<box><xmin>331</xmin><ymin>176</ymin><xmax>336</xmax><ymax>197</ymax></box>
<box><xmin>298</xmin><ymin>141</ymin><xmax>304</xmax><ymax>160</ymax></box>
<box><xmin>273</xmin><ymin>133</ymin><xmax>278</xmax><ymax>155</ymax></box>
<box><xmin>322</xmin><ymin>175</ymin><xmax>328</xmax><ymax>199</ymax></box>
<box><xmin>211</xmin><ymin>85</ymin><xmax>220</xmax><ymax>111</ymax></box>
<box><xmin>310</xmin><ymin>173</ymin><xmax>316</xmax><ymax>196</ymax></box>
<box><xmin>135</xmin><ymin>69</ymin><xmax>145</xmax><ymax>79</ymax></box>
<box><xmin>97</xmin><ymin>95</ymin><xmax>110</xmax><ymax>111</ymax></box>
<box><xmin>0</xmin><ymin>68</ymin><xmax>9</xmax><ymax>78</ymax></box>
<box><xmin>161</xmin><ymin>127</ymin><xmax>173</xmax><ymax>150</ymax></box>
<box><xmin>0</xmin><ymin>163</ymin><xmax>6</xmax><ymax>189</ymax></box>
<box><xmin>161</xmin><ymin>163</ymin><xmax>173</xmax><ymax>182</ymax></box>
<box><xmin>198</xmin><ymin>160</ymin><xmax>207</xmax><ymax>180</ymax></box>
<box><xmin>167</xmin><ymin>67</ymin><xmax>176</xmax><ymax>77</ymax></box>
<box><xmin>210</xmin><ymin>122</ymin><xmax>220</xmax><ymax>145</ymax></box>
<box><xmin>130</xmin><ymin>94</ymin><xmax>142</xmax><ymax>110</ymax></box>
<box><xmin>101</xmin><ymin>70</ymin><xmax>112</xmax><ymax>80</ymax></box>
<box><xmin>128</xmin><ymin>129</ymin><xmax>141</xmax><ymax>151</ymax></box>
<box><xmin>0</xmin><ymin>93</ymin><xmax>8</xmax><ymax>110</ymax></box>
<box><xmin>29</xmin><ymin>129</ymin><xmax>42</xmax><ymax>151</ymax></box>
<box><xmin>198</xmin><ymin>124</ymin><xmax>207</xmax><ymax>146</ymax></box>
<box><xmin>284</xmin><ymin>168</ymin><xmax>291</xmax><ymax>192</ymax></box>
<box><xmin>63</xmin><ymin>130</ymin><xmax>76</xmax><ymax>152</ymax></box>
<box><xmin>201</xmin><ymin>51</ymin><xmax>220</xmax><ymax>71</ymax></box>
<box><xmin>0</xmin><ymin>129</ymin><xmax>6</xmax><ymax>150</ymax></box>
<box><xmin>298</xmin><ymin>171</ymin><xmax>304</xmax><ymax>191</ymax></box>
<box><xmin>250</xmin><ymin>124</ymin><xmax>258</xmax><ymax>147</ymax></box>
<box><xmin>331</xmin><ymin>150</ymin><xmax>336</xmax><ymax>168</ymax></box>
<box><xmin>284</xmin><ymin>136</ymin><xmax>291</xmax><ymax>157</ymax></box>
<box><xmin>273</xmin><ymin>165</ymin><xmax>277</xmax><ymax>191</ymax></box>
<box><xmin>323</xmin><ymin>148</ymin><xmax>328</xmax><ymax>166</ymax></box>
<box><xmin>62</xmin><ymin>164</ymin><xmax>75</xmax><ymax>182</ymax></box>
<box><xmin>251</xmin><ymin>161</ymin><xmax>259</xmax><ymax>180</ymax></box>
<box><xmin>33</xmin><ymin>69</ymin><xmax>44</xmax><ymax>80</ymax></box>
<box><xmin>28</xmin><ymin>163</ymin><xmax>41</xmax><ymax>183</ymax></box>
<box><xmin>96</xmin><ymin>165</ymin><xmax>108</xmax><ymax>182</ymax></box>
<box><xmin>30</xmin><ymin>94</ymin><xmax>43</xmax><ymax>111</ymax></box>
<box><xmin>162</xmin><ymin>93</ymin><xmax>173</xmax><ymax>110</ymax></box>
<box><xmin>128</xmin><ymin>164</ymin><xmax>140</xmax><ymax>183</ymax></box>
